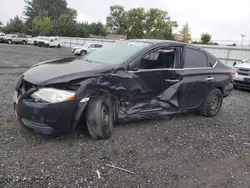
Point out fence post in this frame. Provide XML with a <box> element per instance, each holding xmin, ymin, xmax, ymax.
<box><xmin>225</xmin><ymin>48</ymin><xmax>230</xmax><ymax>65</ymax></box>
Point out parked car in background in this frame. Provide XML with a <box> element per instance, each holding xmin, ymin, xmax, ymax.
<box><xmin>36</xmin><ymin>36</ymin><xmax>61</xmax><ymax>48</ymax></box>
<box><xmin>14</xmin><ymin>40</ymin><xmax>233</xmax><ymax>139</ymax></box>
<box><xmin>5</xmin><ymin>33</ymin><xmax>28</xmax><ymax>44</ymax></box>
<box><xmin>72</xmin><ymin>43</ymin><xmax>104</xmax><ymax>56</ymax></box>
<box><xmin>27</xmin><ymin>35</ymin><xmax>34</xmax><ymax>45</ymax></box>
<box><xmin>0</xmin><ymin>32</ymin><xmax>5</xmax><ymax>43</ymax></box>
<box><xmin>233</xmin><ymin>59</ymin><xmax>250</xmax><ymax>89</ymax></box>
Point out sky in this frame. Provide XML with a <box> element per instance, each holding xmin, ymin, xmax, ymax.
<box><xmin>0</xmin><ymin>0</ymin><xmax>249</xmax><ymax>44</ymax></box>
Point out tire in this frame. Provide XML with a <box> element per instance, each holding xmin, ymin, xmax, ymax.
<box><xmin>80</xmin><ymin>50</ymin><xmax>87</xmax><ymax>56</ymax></box>
<box><xmin>57</xmin><ymin>44</ymin><xmax>61</xmax><ymax>48</ymax></box>
<box><xmin>86</xmin><ymin>95</ymin><xmax>114</xmax><ymax>139</ymax></box>
<box><xmin>7</xmin><ymin>39</ymin><xmax>12</xmax><ymax>44</ymax></box>
<box><xmin>200</xmin><ymin>89</ymin><xmax>223</xmax><ymax>117</ymax></box>
<box><xmin>22</xmin><ymin>40</ymin><xmax>27</xmax><ymax>45</ymax></box>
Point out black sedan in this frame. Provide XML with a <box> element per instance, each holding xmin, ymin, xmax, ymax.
<box><xmin>14</xmin><ymin>40</ymin><xmax>234</xmax><ymax>139</ymax></box>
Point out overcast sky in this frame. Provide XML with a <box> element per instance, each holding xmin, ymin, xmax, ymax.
<box><xmin>0</xmin><ymin>0</ymin><xmax>249</xmax><ymax>44</ymax></box>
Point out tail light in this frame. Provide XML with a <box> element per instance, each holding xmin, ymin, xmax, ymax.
<box><xmin>230</xmin><ymin>71</ymin><xmax>235</xmax><ymax>76</ymax></box>
<box><xmin>229</xmin><ymin>71</ymin><xmax>235</xmax><ymax>82</ymax></box>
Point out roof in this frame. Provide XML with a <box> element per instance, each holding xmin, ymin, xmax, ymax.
<box><xmin>129</xmin><ymin>39</ymin><xmax>200</xmax><ymax>49</ymax></box>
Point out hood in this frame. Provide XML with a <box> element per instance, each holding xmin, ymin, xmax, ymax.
<box><xmin>23</xmin><ymin>57</ymin><xmax>114</xmax><ymax>85</ymax></box>
<box><xmin>235</xmin><ymin>63</ymin><xmax>250</xmax><ymax>69</ymax></box>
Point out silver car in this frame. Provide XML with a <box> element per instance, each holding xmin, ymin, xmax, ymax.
<box><xmin>72</xmin><ymin>43</ymin><xmax>104</xmax><ymax>56</ymax></box>
<box><xmin>233</xmin><ymin>59</ymin><xmax>250</xmax><ymax>89</ymax></box>
<box><xmin>5</xmin><ymin>33</ymin><xmax>28</xmax><ymax>44</ymax></box>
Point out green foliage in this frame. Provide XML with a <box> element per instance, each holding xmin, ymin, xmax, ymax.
<box><xmin>106</xmin><ymin>6</ymin><xmax>177</xmax><ymax>39</ymax></box>
<box><xmin>24</xmin><ymin>0</ymin><xmax>77</xmax><ymax>27</ymax></box>
<box><xmin>32</xmin><ymin>12</ymin><xmax>51</xmax><ymax>36</ymax></box>
<box><xmin>75</xmin><ymin>22</ymin><xmax>90</xmax><ymax>38</ymax></box>
<box><xmin>201</xmin><ymin>33</ymin><xmax>212</xmax><ymax>44</ymax></box>
<box><xmin>177</xmin><ymin>23</ymin><xmax>191</xmax><ymax>43</ymax></box>
<box><xmin>50</xmin><ymin>14</ymin><xmax>77</xmax><ymax>36</ymax></box>
<box><xmin>0</xmin><ymin>21</ymin><xmax>2</xmax><ymax>26</ymax></box>
<box><xmin>2</xmin><ymin>16</ymin><xmax>26</xmax><ymax>34</ymax></box>
<box><xmin>126</xmin><ymin>8</ymin><xmax>145</xmax><ymax>39</ymax></box>
<box><xmin>3</xmin><ymin>3</ymin><xmax>179</xmax><ymax>40</ymax></box>
<box><xmin>106</xmin><ymin>5</ymin><xmax>127</xmax><ymax>34</ymax></box>
<box><xmin>144</xmin><ymin>8</ymin><xmax>177</xmax><ymax>40</ymax></box>
<box><xmin>192</xmin><ymin>34</ymin><xmax>218</xmax><ymax>45</ymax></box>
<box><xmin>88</xmin><ymin>22</ymin><xmax>107</xmax><ymax>36</ymax></box>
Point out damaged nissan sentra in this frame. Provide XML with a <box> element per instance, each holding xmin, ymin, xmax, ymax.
<box><xmin>14</xmin><ymin>40</ymin><xmax>234</xmax><ymax>139</ymax></box>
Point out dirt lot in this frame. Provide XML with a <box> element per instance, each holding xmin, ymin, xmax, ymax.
<box><xmin>0</xmin><ymin>43</ymin><xmax>250</xmax><ymax>188</ymax></box>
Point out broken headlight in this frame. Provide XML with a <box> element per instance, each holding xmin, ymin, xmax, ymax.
<box><xmin>31</xmin><ymin>88</ymin><xmax>75</xmax><ymax>103</ymax></box>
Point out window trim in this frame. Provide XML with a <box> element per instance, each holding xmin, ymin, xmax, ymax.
<box><xmin>128</xmin><ymin>61</ymin><xmax>218</xmax><ymax>73</ymax></box>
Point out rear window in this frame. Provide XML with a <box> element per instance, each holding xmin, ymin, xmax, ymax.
<box><xmin>85</xmin><ymin>41</ymin><xmax>150</xmax><ymax>65</ymax></box>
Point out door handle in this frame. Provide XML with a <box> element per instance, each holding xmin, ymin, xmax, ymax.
<box><xmin>206</xmin><ymin>77</ymin><xmax>214</xmax><ymax>81</ymax></box>
<box><xmin>165</xmin><ymin>79</ymin><xmax>180</xmax><ymax>83</ymax></box>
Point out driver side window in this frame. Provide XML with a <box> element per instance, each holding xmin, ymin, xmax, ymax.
<box><xmin>139</xmin><ymin>48</ymin><xmax>177</xmax><ymax>70</ymax></box>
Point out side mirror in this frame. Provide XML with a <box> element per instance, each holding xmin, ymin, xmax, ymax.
<box><xmin>51</xmin><ymin>39</ymin><xmax>54</xmax><ymax>42</ymax></box>
<box><xmin>233</xmin><ymin>62</ymin><xmax>237</xmax><ymax>66</ymax></box>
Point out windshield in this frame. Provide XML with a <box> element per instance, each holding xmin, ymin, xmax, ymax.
<box><xmin>84</xmin><ymin>41</ymin><xmax>150</xmax><ymax>65</ymax></box>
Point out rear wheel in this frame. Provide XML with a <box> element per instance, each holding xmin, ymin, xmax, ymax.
<box><xmin>57</xmin><ymin>44</ymin><xmax>61</xmax><ymax>48</ymax></box>
<box><xmin>86</xmin><ymin>95</ymin><xmax>114</xmax><ymax>139</ymax></box>
<box><xmin>200</xmin><ymin>89</ymin><xmax>223</xmax><ymax>117</ymax></box>
<box><xmin>7</xmin><ymin>39</ymin><xmax>12</xmax><ymax>44</ymax></box>
<box><xmin>22</xmin><ymin>40</ymin><xmax>27</xmax><ymax>45</ymax></box>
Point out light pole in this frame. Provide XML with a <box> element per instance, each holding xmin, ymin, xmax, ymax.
<box><xmin>240</xmin><ymin>34</ymin><xmax>246</xmax><ymax>46</ymax></box>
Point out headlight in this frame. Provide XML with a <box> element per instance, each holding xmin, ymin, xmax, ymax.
<box><xmin>31</xmin><ymin>88</ymin><xmax>75</xmax><ymax>103</ymax></box>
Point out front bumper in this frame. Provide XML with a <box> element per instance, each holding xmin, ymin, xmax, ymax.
<box><xmin>15</xmin><ymin>96</ymin><xmax>82</xmax><ymax>135</ymax></box>
<box><xmin>74</xmin><ymin>50</ymin><xmax>81</xmax><ymax>55</ymax></box>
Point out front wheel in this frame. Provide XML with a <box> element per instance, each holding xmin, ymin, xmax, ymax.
<box><xmin>80</xmin><ymin>50</ymin><xmax>87</xmax><ymax>56</ymax></box>
<box><xmin>7</xmin><ymin>39</ymin><xmax>12</xmax><ymax>44</ymax></box>
<box><xmin>86</xmin><ymin>95</ymin><xmax>114</xmax><ymax>139</ymax></box>
<box><xmin>200</xmin><ymin>89</ymin><xmax>223</xmax><ymax>117</ymax></box>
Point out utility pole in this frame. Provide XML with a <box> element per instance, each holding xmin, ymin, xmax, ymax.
<box><xmin>240</xmin><ymin>34</ymin><xmax>246</xmax><ymax>46</ymax></box>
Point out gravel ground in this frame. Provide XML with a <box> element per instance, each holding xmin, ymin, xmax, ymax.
<box><xmin>0</xmin><ymin>43</ymin><xmax>250</xmax><ymax>188</ymax></box>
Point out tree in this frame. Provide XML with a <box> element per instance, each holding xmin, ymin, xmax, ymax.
<box><xmin>88</xmin><ymin>22</ymin><xmax>107</xmax><ymax>36</ymax></box>
<box><xmin>50</xmin><ymin>14</ymin><xmax>77</xmax><ymax>36</ymax></box>
<box><xmin>3</xmin><ymin>16</ymin><xmax>26</xmax><ymax>33</ymax></box>
<box><xmin>106</xmin><ymin>5</ymin><xmax>127</xmax><ymax>34</ymax></box>
<box><xmin>0</xmin><ymin>21</ymin><xmax>2</xmax><ymax>26</ymax></box>
<box><xmin>75</xmin><ymin>22</ymin><xmax>90</xmax><ymax>38</ymax></box>
<box><xmin>201</xmin><ymin>33</ymin><xmax>212</xmax><ymax>44</ymax></box>
<box><xmin>177</xmin><ymin>23</ymin><xmax>191</xmax><ymax>43</ymax></box>
<box><xmin>32</xmin><ymin>12</ymin><xmax>51</xmax><ymax>36</ymax></box>
<box><xmin>144</xmin><ymin>8</ymin><xmax>177</xmax><ymax>40</ymax></box>
<box><xmin>126</xmin><ymin>8</ymin><xmax>145</xmax><ymax>39</ymax></box>
<box><xmin>106</xmin><ymin>5</ymin><xmax>178</xmax><ymax>39</ymax></box>
<box><xmin>24</xmin><ymin>0</ymin><xmax>77</xmax><ymax>29</ymax></box>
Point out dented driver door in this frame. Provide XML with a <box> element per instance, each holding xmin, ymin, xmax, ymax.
<box><xmin>126</xmin><ymin>47</ymin><xmax>184</xmax><ymax>116</ymax></box>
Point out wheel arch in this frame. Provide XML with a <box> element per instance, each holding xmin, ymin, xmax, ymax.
<box><xmin>72</xmin><ymin>86</ymin><xmax>122</xmax><ymax>131</ymax></box>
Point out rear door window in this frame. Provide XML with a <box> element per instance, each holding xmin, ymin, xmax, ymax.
<box><xmin>184</xmin><ymin>48</ymin><xmax>208</xmax><ymax>68</ymax></box>
<box><xmin>95</xmin><ymin>44</ymin><xmax>103</xmax><ymax>48</ymax></box>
